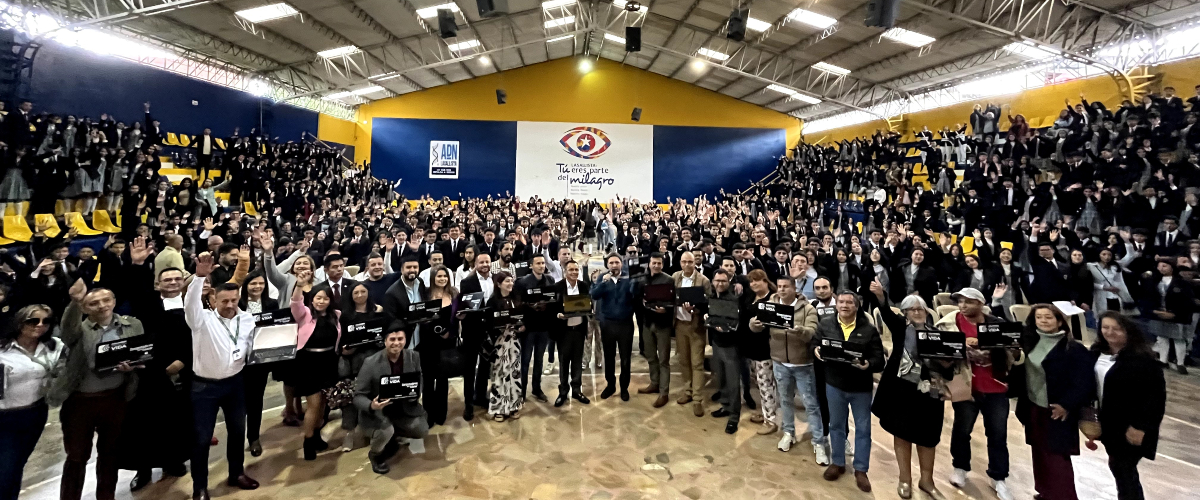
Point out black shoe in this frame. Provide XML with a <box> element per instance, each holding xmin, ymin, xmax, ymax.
<box><xmin>303</xmin><ymin>436</ymin><xmax>317</xmax><ymax>461</ymax></box>
<box><xmin>312</xmin><ymin>435</ymin><xmax>329</xmax><ymax>452</ymax></box>
<box><xmin>710</xmin><ymin>391</ymin><xmax>723</xmax><ymax>402</ymax></box>
<box><xmin>711</xmin><ymin>408</ymin><xmax>732</xmax><ymax>418</ymax></box>
<box><xmin>572</xmin><ymin>393</ymin><xmax>591</xmax><ymax>404</ymax></box>
<box><xmin>368</xmin><ymin>451</ymin><xmax>390</xmax><ymax>474</ymax></box>
<box><xmin>555</xmin><ymin>394</ymin><xmax>568</xmax><ymax>407</ymax></box>
<box><xmin>464</xmin><ymin>407</ymin><xmax>475</xmax><ymax>421</ymax></box>
<box><xmin>130</xmin><ymin>471</ymin><xmax>152</xmax><ymax>492</ymax></box>
<box><xmin>227</xmin><ymin>474</ymin><xmax>259</xmax><ymax>490</ymax></box>
<box><xmin>725</xmin><ymin>421</ymin><xmax>739</xmax><ymax>434</ymax></box>
<box><xmin>193</xmin><ymin>490</ymin><xmax>210</xmax><ymax>500</ymax></box>
<box><xmin>163</xmin><ymin>464</ymin><xmax>188</xmax><ymax>477</ymax></box>
<box><xmin>620</xmin><ymin>389</ymin><xmax>630</xmax><ymax>401</ymax></box>
<box><xmin>601</xmin><ymin>385</ymin><xmax>616</xmax><ymax>399</ymax></box>
<box><xmin>1178</xmin><ymin>364</ymin><xmax>1189</xmax><ymax>375</ymax></box>
<box><xmin>249</xmin><ymin>439</ymin><xmax>263</xmax><ymax>457</ymax></box>
<box><xmin>744</xmin><ymin>393</ymin><xmax>757</xmax><ymax>411</ymax></box>
<box><xmin>532</xmin><ymin>391</ymin><xmax>549</xmax><ymax>403</ymax></box>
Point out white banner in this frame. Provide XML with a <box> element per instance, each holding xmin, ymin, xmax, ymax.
<box><xmin>515</xmin><ymin>121</ymin><xmax>653</xmax><ymax>201</ymax></box>
<box><xmin>429</xmin><ymin>140</ymin><xmax>459</xmax><ymax>179</ymax></box>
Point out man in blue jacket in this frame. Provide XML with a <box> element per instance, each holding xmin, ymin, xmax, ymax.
<box><xmin>590</xmin><ymin>253</ymin><xmax>636</xmax><ymax>401</ymax></box>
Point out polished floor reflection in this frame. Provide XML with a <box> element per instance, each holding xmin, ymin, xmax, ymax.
<box><xmin>19</xmin><ymin>344</ymin><xmax>1200</xmax><ymax>500</ymax></box>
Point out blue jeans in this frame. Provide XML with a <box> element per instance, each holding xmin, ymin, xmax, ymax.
<box><xmin>827</xmin><ymin>384</ymin><xmax>873</xmax><ymax>472</ymax></box>
<box><xmin>951</xmin><ymin>391</ymin><xmax>1010</xmax><ymax>480</ymax></box>
<box><xmin>0</xmin><ymin>401</ymin><xmax>48</xmax><ymax>499</ymax></box>
<box><xmin>774</xmin><ymin>363</ymin><xmax>826</xmax><ymax>446</ymax></box>
<box><xmin>191</xmin><ymin>374</ymin><xmax>247</xmax><ymax>493</ymax></box>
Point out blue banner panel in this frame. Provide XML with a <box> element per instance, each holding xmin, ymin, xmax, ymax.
<box><xmin>371</xmin><ymin>118</ymin><xmax>517</xmax><ymax>199</ymax></box>
<box><xmin>652</xmin><ymin>126</ymin><xmax>785</xmax><ymax>201</ymax></box>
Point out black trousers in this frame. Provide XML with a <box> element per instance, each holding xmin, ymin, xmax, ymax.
<box><xmin>460</xmin><ymin>335</ymin><xmax>492</xmax><ymax>408</ymax></box>
<box><xmin>420</xmin><ymin>351</ymin><xmax>448</xmax><ymax>425</ymax></box>
<box><xmin>191</xmin><ymin>374</ymin><xmax>246</xmax><ymax>494</ymax></box>
<box><xmin>1108</xmin><ymin>448</ymin><xmax>1145</xmax><ymax>500</ymax></box>
<box><xmin>196</xmin><ymin>154</ymin><xmax>212</xmax><ymax>178</ymax></box>
<box><xmin>600</xmin><ymin>318</ymin><xmax>635</xmax><ymax>390</ymax></box>
<box><xmin>242</xmin><ymin>364</ymin><xmax>271</xmax><ymax>442</ymax></box>
<box><xmin>558</xmin><ymin>326</ymin><xmax>586</xmax><ymax>395</ymax></box>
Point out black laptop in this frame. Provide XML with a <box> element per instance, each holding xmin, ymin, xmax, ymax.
<box><xmin>247</xmin><ymin>308</ymin><xmax>298</xmax><ymax>365</ymax></box>
<box><xmin>379</xmin><ymin>372</ymin><xmax>421</xmax><ymax>401</ymax></box>
<box><xmin>562</xmin><ymin>294</ymin><xmax>593</xmax><ymax>317</ymax></box>
<box><xmin>491</xmin><ymin>309</ymin><xmax>525</xmax><ymax>329</ymax></box>
<box><xmin>406</xmin><ymin>299</ymin><xmax>443</xmax><ymax>324</ymax></box>
<box><xmin>755</xmin><ymin>302</ymin><xmax>794</xmax><ymax>329</ymax></box>
<box><xmin>643</xmin><ymin>283</ymin><xmax>676</xmax><ymax>308</ymax></box>
<box><xmin>818</xmin><ymin>338</ymin><xmax>867</xmax><ymax>364</ymax></box>
<box><xmin>916</xmin><ymin>330</ymin><xmax>967</xmax><ymax>360</ymax></box>
<box><xmin>977</xmin><ymin>322</ymin><xmax>1023</xmax><ymax>349</ymax></box>
<box><xmin>95</xmin><ymin>334</ymin><xmax>154</xmax><ymax>372</ymax></box>
<box><xmin>342</xmin><ymin>317</ymin><xmax>387</xmax><ymax>349</ymax></box>
<box><xmin>705</xmin><ymin>298</ymin><xmax>739</xmax><ymax>330</ymax></box>
<box><xmin>675</xmin><ymin>286</ymin><xmax>708</xmax><ymax>307</ymax></box>
<box><xmin>522</xmin><ymin>286</ymin><xmax>559</xmax><ymax>305</ymax></box>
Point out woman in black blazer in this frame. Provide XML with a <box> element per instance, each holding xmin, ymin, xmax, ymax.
<box><xmin>1089</xmin><ymin>312</ymin><xmax>1166</xmax><ymax>500</ymax></box>
<box><xmin>1010</xmin><ymin>304</ymin><xmax>1095</xmax><ymax>500</ymax></box>
<box><xmin>238</xmin><ymin>271</ymin><xmax>281</xmax><ymax>457</ymax></box>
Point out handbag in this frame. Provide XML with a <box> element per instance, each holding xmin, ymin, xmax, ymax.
<box><xmin>1079</xmin><ymin>405</ymin><xmax>1102</xmax><ymax>440</ymax></box>
<box><xmin>946</xmin><ymin>361</ymin><xmax>974</xmax><ymax>403</ymax></box>
<box><xmin>322</xmin><ymin>378</ymin><xmax>355</xmax><ymax>410</ymax></box>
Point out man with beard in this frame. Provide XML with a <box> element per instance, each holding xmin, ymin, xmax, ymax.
<box><xmin>354</xmin><ymin>253</ymin><xmax>401</xmax><ymax>305</ymax></box>
<box><xmin>382</xmin><ymin>256</ymin><xmax>429</xmax><ymax>352</ymax></box>
<box><xmin>515</xmin><ymin>254</ymin><xmax>556</xmax><ymax>402</ymax></box>
<box><xmin>638</xmin><ymin>253</ymin><xmax>676</xmax><ymax>406</ymax></box>
<box><xmin>491</xmin><ymin>241</ymin><xmax>518</xmax><ymax>276</ymax></box>
<box><xmin>552</xmin><ymin>260</ymin><xmax>591</xmax><ymax>406</ymax></box>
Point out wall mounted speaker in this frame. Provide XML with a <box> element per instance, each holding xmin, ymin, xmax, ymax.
<box><xmin>631</xmin><ymin>107</ymin><xmax>642</xmax><ymax>122</ymax></box>
<box><xmin>625</xmin><ymin>26</ymin><xmax>641</xmax><ymax>52</ymax></box>
<box><xmin>727</xmin><ymin>9</ymin><xmax>749</xmax><ymax>41</ymax></box>
<box><xmin>496</xmin><ymin>89</ymin><xmax>507</xmax><ymax>105</ymax></box>
<box><xmin>476</xmin><ymin>0</ymin><xmax>508</xmax><ymax>18</ymax></box>
<box><xmin>865</xmin><ymin>0</ymin><xmax>899</xmax><ymax>28</ymax></box>
<box><xmin>438</xmin><ymin>9</ymin><xmax>457</xmax><ymax>38</ymax></box>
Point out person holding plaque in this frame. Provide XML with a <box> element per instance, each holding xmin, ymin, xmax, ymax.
<box><xmin>705</xmin><ymin>269</ymin><xmax>742</xmax><ymax>429</ymax></box>
<box><xmin>813</xmin><ymin>291</ymin><xmax>885</xmax><ymax>493</ymax></box>
<box><xmin>457</xmin><ymin>252</ymin><xmax>495</xmax><ymax>421</ymax></box>
<box><xmin>337</xmin><ymin>282</ymin><xmax>384</xmax><ymax>450</ymax></box>
<box><xmin>670</xmin><ymin>251</ymin><xmax>713</xmax><ymax>416</ymax></box>
<box><xmin>553</xmin><ymin>260</ymin><xmax>591</xmax><ymax>407</ymax></box>
<box><xmin>752</xmin><ymin>277</ymin><xmax>821</xmax><ymax>449</ymax></box>
<box><xmin>1009</xmin><ymin>305</ymin><xmax>1093</xmax><ymax>500</ymax></box>
<box><xmin>637</xmin><ymin>253</ymin><xmax>675</xmax><ymax>406</ymax></box>
<box><xmin>0</xmin><ymin>305</ymin><xmax>65</xmax><ymax>500</ymax></box>
<box><xmin>54</xmin><ymin>278</ymin><xmax>144</xmax><ymax>500</ymax></box>
<box><xmin>743</xmin><ymin>269</ymin><xmax>780</xmax><ymax>435</ymax></box>
<box><xmin>423</xmin><ymin>265</ymin><xmax>458</xmax><ymax>426</ymax></box>
<box><xmin>289</xmin><ymin>285</ymin><xmax>343</xmax><ymax>460</ymax></box>
<box><xmin>238</xmin><ymin>272</ymin><xmax>279</xmax><ymax>457</ymax></box>
<box><xmin>515</xmin><ymin>254</ymin><xmax>556</xmax><ymax>402</ymax></box>
<box><xmin>866</xmin><ymin>279</ymin><xmax>949</xmax><ymax>499</ymax></box>
<box><xmin>486</xmin><ymin>271</ymin><xmax>525</xmax><ymax>421</ymax></box>
<box><xmin>352</xmin><ymin>326</ymin><xmax>428</xmax><ymax>475</ymax></box>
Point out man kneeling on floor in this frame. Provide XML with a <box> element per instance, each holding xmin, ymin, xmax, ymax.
<box><xmin>353</xmin><ymin>323</ymin><xmax>429</xmax><ymax>474</ymax></box>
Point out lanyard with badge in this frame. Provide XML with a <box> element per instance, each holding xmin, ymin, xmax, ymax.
<box><xmin>220</xmin><ymin>316</ymin><xmax>243</xmax><ymax>361</ymax></box>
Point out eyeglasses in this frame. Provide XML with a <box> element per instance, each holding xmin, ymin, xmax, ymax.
<box><xmin>23</xmin><ymin>317</ymin><xmax>48</xmax><ymax>326</ymax></box>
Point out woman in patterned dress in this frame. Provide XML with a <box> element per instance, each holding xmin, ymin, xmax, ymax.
<box><xmin>485</xmin><ymin>271</ymin><xmax>524</xmax><ymax>421</ymax></box>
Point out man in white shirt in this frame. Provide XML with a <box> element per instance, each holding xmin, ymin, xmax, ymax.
<box><xmin>185</xmin><ymin>253</ymin><xmax>260</xmax><ymax>500</ymax></box>
<box><xmin>418</xmin><ymin>249</ymin><xmax>444</xmax><ymax>286</ymax></box>
<box><xmin>670</xmin><ymin>252</ymin><xmax>713</xmax><ymax>415</ymax></box>
<box><xmin>553</xmin><ymin>260</ymin><xmax>591</xmax><ymax>407</ymax></box>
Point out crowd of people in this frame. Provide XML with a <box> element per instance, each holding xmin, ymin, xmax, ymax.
<box><xmin>0</xmin><ymin>83</ymin><xmax>1193</xmax><ymax>500</ymax></box>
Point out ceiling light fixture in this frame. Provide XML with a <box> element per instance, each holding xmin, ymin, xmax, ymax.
<box><xmin>541</xmin><ymin>0</ymin><xmax>575</xmax><ymax>9</ymax></box>
<box><xmin>548</xmin><ymin>34</ymin><xmax>574</xmax><ymax>43</ymax></box>
<box><xmin>812</xmin><ymin>61</ymin><xmax>851</xmax><ymax>75</ymax></box>
<box><xmin>604</xmin><ymin>33</ymin><xmax>625</xmax><ymax>44</ymax></box>
<box><xmin>786</xmin><ymin>8</ymin><xmax>836</xmax><ymax>29</ymax></box>
<box><xmin>544</xmin><ymin>15</ymin><xmax>575</xmax><ymax>28</ymax></box>
<box><xmin>234</xmin><ymin>3</ymin><xmax>297</xmax><ymax>23</ymax></box>
<box><xmin>448</xmin><ymin>39</ymin><xmax>481</xmax><ymax>51</ymax></box>
<box><xmin>766</xmin><ymin>84</ymin><xmax>821</xmax><ymax>104</ymax></box>
<box><xmin>415</xmin><ymin>3</ymin><xmax>460</xmax><ymax>18</ymax></box>
<box><xmin>317</xmin><ymin>45</ymin><xmax>360</xmax><ymax>58</ymax></box>
<box><xmin>746</xmin><ymin>17</ymin><xmax>771</xmax><ymax>32</ymax></box>
<box><xmin>698</xmin><ymin>48</ymin><xmax>729</xmax><ymax>61</ymax></box>
<box><xmin>881</xmin><ymin>27</ymin><xmax>935</xmax><ymax>47</ymax></box>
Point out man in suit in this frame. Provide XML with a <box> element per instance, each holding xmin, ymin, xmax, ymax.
<box><xmin>456</xmin><ymin>252</ymin><xmax>495</xmax><ymax>421</ymax></box>
<box><xmin>192</xmin><ymin>128</ymin><xmax>217</xmax><ymax>180</ymax></box>
<box><xmin>412</xmin><ymin>227</ymin><xmax>438</xmax><ymax>270</ymax></box>
<box><xmin>766</xmin><ymin>246</ymin><xmax>790</xmax><ymax>282</ymax></box>
<box><xmin>477</xmin><ymin>227</ymin><xmax>499</xmax><ymax>258</ymax></box>
<box><xmin>352</xmin><ymin>325</ymin><xmax>429</xmax><ymax>475</ymax></box>
<box><xmin>524</xmin><ymin>226</ymin><xmax>560</xmax><ymax>262</ymax></box>
<box><xmin>382</xmin><ymin>256</ymin><xmax>428</xmax><ymax>348</ymax></box>
<box><xmin>731</xmin><ymin>243</ymin><xmax>764</xmax><ymax>276</ymax></box>
<box><xmin>1154</xmin><ymin>215</ymin><xmax>1186</xmax><ymax>258</ymax></box>
<box><xmin>5</xmin><ymin>100</ymin><xmax>34</xmax><ymax>147</ymax></box>
<box><xmin>1025</xmin><ymin>241</ymin><xmax>1071</xmax><ymax>304</ymax></box>
<box><xmin>439</xmin><ymin>224</ymin><xmax>467</xmax><ymax>271</ymax></box>
<box><xmin>514</xmin><ymin>254</ymin><xmax>556</xmax><ymax>402</ymax></box>
<box><xmin>314</xmin><ymin>253</ymin><xmax>358</xmax><ymax>311</ymax></box>
<box><xmin>552</xmin><ymin>260</ymin><xmax>591</xmax><ymax>407</ymax></box>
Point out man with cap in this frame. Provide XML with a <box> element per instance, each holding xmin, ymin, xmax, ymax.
<box><xmin>935</xmin><ymin>286</ymin><xmax>1021</xmax><ymax>500</ymax></box>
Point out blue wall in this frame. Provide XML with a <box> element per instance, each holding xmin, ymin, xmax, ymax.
<box><xmin>25</xmin><ymin>41</ymin><xmax>318</xmax><ymax>143</ymax></box>
<box><xmin>371</xmin><ymin>118</ymin><xmax>517</xmax><ymax>198</ymax></box>
<box><xmin>653</xmin><ymin>126</ymin><xmax>785</xmax><ymax>201</ymax></box>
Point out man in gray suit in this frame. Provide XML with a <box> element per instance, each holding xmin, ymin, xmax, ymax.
<box><xmin>353</xmin><ymin>324</ymin><xmax>429</xmax><ymax>474</ymax></box>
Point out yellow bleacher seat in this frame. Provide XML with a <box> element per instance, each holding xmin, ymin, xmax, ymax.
<box><xmin>166</xmin><ymin>132</ymin><xmax>180</xmax><ymax>146</ymax></box>
<box><xmin>34</xmin><ymin>214</ymin><xmax>61</xmax><ymax>238</ymax></box>
<box><xmin>92</xmin><ymin>210</ymin><xmax>121</xmax><ymax>233</ymax></box>
<box><xmin>243</xmin><ymin>202</ymin><xmax>259</xmax><ymax>217</ymax></box>
<box><xmin>3</xmin><ymin>202</ymin><xmax>28</xmax><ymax>217</ymax></box>
<box><xmin>3</xmin><ymin>215</ymin><xmax>34</xmax><ymax>242</ymax></box>
<box><xmin>0</xmin><ymin>235</ymin><xmax>13</xmax><ymax>245</ymax></box>
<box><xmin>179</xmin><ymin>135</ymin><xmax>192</xmax><ymax>147</ymax></box>
<box><xmin>216</xmin><ymin>138</ymin><xmax>226</xmax><ymax>149</ymax></box>
<box><xmin>54</xmin><ymin>200</ymin><xmax>67</xmax><ymax>216</ymax></box>
<box><xmin>65</xmin><ymin>212</ymin><xmax>103</xmax><ymax>236</ymax></box>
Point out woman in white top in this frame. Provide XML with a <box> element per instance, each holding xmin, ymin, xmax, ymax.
<box><xmin>1087</xmin><ymin>248</ymin><xmax>1134</xmax><ymax>317</ymax></box>
<box><xmin>0</xmin><ymin>305</ymin><xmax>66</xmax><ymax>499</ymax></box>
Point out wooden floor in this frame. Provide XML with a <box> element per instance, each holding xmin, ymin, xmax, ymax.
<box><xmin>19</xmin><ymin>345</ymin><xmax>1200</xmax><ymax>500</ymax></box>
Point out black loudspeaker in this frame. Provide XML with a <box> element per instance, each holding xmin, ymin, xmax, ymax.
<box><xmin>865</xmin><ymin>0</ymin><xmax>899</xmax><ymax>28</ymax></box>
<box><xmin>631</xmin><ymin>107</ymin><xmax>642</xmax><ymax>122</ymax></box>
<box><xmin>625</xmin><ymin>26</ymin><xmax>641</xmax><ymax>52</ymax></box>
<box><xmin>476</xmin><ymin>0</ymin><xmax>508</xmax><ymax>18</ymax></box>
<box><xmin>727</xmin><ymin>8</ymin><xmax>749</xmax><ymax>41</ymax></box>
<box><xmin>437</xmin><ymin>9</ymin><xmax>457</xmax><ymax>38</ymax></box>
<box><xmin>496</xmin><ymin>89</ymin><xmax>507</xmax><ymax>105</ymax></box>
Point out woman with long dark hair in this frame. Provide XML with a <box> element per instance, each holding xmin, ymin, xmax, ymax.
<box><xmin>485</xmin><ymin>271</ymin><xmax>524</xmax><ymax>422</ymax></box>
<box><xmin>337</xmin><ymin>281</ymin><xmax>384</xmax><ymax>451</ymax></box>
<box><xmin>290</xmin><ymin>286</ymin><xmax>342</xmax><ymax>459</ymax></box>
<box><xmin>1011</xmin><ymin>304</ymin><xmax>1094</xmax><ymax>500</ymax></box>
<box><xmin>423</xmin><ymin>265</ymin><xmax>458</xmax><ymax>426</ymax></box>
<box><xmin>238</xmin><ymin>272</ymin><xmax>280</xmax><ymax>457</ymax></box>
<box><xmin>1089</xmin><ymin>312</ymin><xmax>1166</xmax><ymax>500</ymax></box>
<box><xmin>0</xmin><ymin>305</ymin><xmax>65</xmax><ymax>499</ymax></box>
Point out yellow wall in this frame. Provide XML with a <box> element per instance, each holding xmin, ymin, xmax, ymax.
<box><xmin>346</xmin><ymin>57</ymin><xmax>802</xmax><ymax>164</ymax></box>
<box><xmin>808</xmin><ymin>57</ymin><xmax>1200</xmax><ymax>144</ymax></box>
<box><xmin>316</xmin><ymin>114</ymin><xmax>358</xmax><ymax>147</ymax></box>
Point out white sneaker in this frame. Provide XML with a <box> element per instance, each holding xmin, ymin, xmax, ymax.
<box><xmin>777</xmin><ymin>432</ymin><xmax>795</xmax><ymax>452</ymax></box>
<box><xmin>845</xmin><ymin>438</ymin><xmax>854</xmax><ymax>456</ymax></box>
<box><xmin>949</xmin><ymin>468</ymin><xmax>967</xmax><ymax>488</ymax></box>
<box><xmin>991</xmin><ymin>479</ymin><xmax>1014</xmax><ymax>500</ymax></box>
<box><xmin>813</xmin><ymin>444</ymin><xmax>831</xmax><ymax>466</ymax></box>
